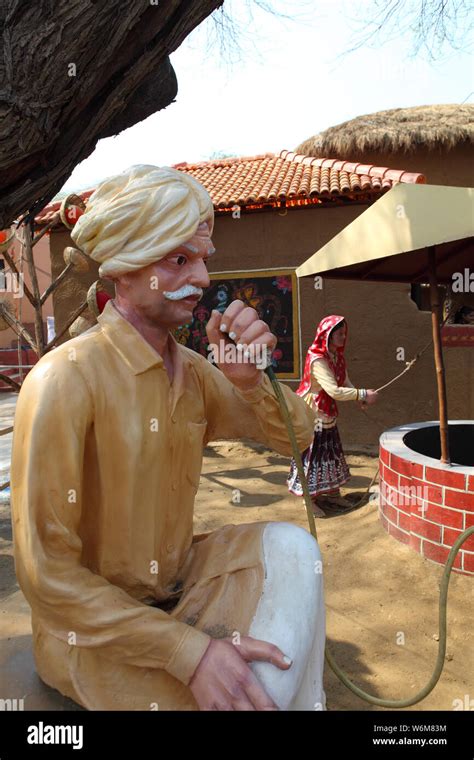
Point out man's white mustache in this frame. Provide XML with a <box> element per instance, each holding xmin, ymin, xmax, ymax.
<box><xmin>163</xmin><ymin>284</ymin><xmax>203</xmax><ymax>301</ymax></box>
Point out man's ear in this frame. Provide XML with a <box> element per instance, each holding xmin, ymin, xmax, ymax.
<box><xmin>112</xmin><ymin>273</ymin><xmax>131</xmax><ymax>292</ymax></box>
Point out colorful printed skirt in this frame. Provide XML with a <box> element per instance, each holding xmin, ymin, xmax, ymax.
<box><xmin>287</xmin><ymin>425</ymin><xmax>350</xmax><ymax>497</ymax></box>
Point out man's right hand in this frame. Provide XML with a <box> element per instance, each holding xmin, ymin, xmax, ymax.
<box><xmin>189</xmin><ymin>636</ymin><xmax>292</xmax><ymax>711</ymax></box>
<box><xmin>366</xmin><ymin>389</ymin><xmax>378</xmax><ymax>405</ymax></box>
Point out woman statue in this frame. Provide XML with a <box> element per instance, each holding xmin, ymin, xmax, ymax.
<box><xmin>287</xmin><ymin>315</ymin><xmax>378</xmax><ymax>516</ymax></box>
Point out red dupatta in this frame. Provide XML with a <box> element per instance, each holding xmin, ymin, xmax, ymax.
<box><xmin>296</xmin><ymin>315</ymin><xmax>347</xmax><ymax>418</ymax></box>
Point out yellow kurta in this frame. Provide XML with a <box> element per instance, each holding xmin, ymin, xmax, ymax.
<box><xmin>11</xmin><ymin>301</ymin><xmax>315</xmax><ymax>710</ymax></box>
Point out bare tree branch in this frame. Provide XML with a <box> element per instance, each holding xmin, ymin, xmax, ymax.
<box><xmin>344</xmin><ymin>0</ymin><xmax>473</xmax><ymax>59</ymax></box>
<box><xmin>200</xmin><ymin>0</ymin><xmax>314</xmax><ymax>66</ymax></box>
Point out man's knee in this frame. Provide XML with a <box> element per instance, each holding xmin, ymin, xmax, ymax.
<box><xmin>262</xmin><ymin>522</ymin><xmax>322</xmax><ymax>577</ymax></box>
<box><xmin>249</xmin><ymin>522</ymin><xmax>325</xmax><ymax>710</ymax></box>
<box><xmin>256</xmin><ymin>521</ymin><xmax>323</xmax><ymax>626</ymax></box>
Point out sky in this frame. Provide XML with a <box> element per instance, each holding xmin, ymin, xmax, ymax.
<box><xmin>60</xmin><ymin>0</ymin><xmax>473</xmax><ymax>193</ymax></box>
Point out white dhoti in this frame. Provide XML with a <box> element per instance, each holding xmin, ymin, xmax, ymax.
<box><xmin>249</xmin><ymin>522</ymin><xmax>326</xmax><ymax>710</ymax></box>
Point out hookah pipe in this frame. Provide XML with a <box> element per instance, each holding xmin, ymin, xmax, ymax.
<box><xmin>262</xmin><ymin>363</ymin><xmax>473</xmax><ymax>708</ymax></box>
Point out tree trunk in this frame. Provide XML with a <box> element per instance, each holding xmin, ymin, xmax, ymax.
<box><xmin>0</xmin><ymin>0</ymin><xmax>223</xmax><ymax>228</ymax></box>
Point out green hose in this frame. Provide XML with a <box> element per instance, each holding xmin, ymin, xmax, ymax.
<box><xmin>265</xmin><ymin>365</ymin><xmax>474</xmax><ymax>708</ymax></box>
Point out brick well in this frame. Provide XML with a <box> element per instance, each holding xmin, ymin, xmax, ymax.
<box><xmin>379</xmin><ymin>422</ymin><xmax>473</xmax><ymax>577</ymax></box>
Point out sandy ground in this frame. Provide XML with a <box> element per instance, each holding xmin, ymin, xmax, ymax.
<box><xmin>1</xmin><ymin>438</ymin><xmax>472</xmax><ymax>711</ymax></box>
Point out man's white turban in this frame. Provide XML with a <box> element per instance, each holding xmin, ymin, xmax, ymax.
<box><xmin>70</xmin><ymin>165</ymin><xmax>214</xmax><ymax>278</ymax></box>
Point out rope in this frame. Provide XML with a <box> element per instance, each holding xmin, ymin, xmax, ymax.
<box><xmin>265</xmin><ymin>364</ymin><xmax>474</xmax><ymax>708</ymax></box>
<box><xmin>375</xmin><ymin>356</ymin><xmax>418</xmax><ymax>393</ymax></box>
<box><xmin>344</xmin><ymin>464</ymin><xmax>379</xmax><ymax>509</ymax></box>
<box><xmin>374</xmin><ymin>315</ymin><xmax>449</xmax><ymax>394</ymax></box>
<box><xmin>353</xmin><ymin>318</ymin><xmax>451</xmax><ymax>507</ymax></box>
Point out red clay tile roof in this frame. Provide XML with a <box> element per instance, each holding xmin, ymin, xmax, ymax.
<box><xmin>34</xmin><ymin>150</ymin><xmax>425</xmax><ymax>227</ymax></box>
<box><xmin>175</xmin><ymin>150</ymin><xmax>425</xmax><ymax>210</ymax></box>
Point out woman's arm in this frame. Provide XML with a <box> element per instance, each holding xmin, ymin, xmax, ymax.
<box><xmin>344</xmin><ymin>371</ymin><xmax>355</xmax><ymax>389</ymax></box>
<box><xmin>311</xmin><ymin>359</ymin><xmax>361</xmax><ymax>401</ymax></box>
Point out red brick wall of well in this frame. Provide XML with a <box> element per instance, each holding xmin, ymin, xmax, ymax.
<box><xmin>379</xmin><ymin>443</ymin><xmax>474</xmax><ymax>576</ymax></box>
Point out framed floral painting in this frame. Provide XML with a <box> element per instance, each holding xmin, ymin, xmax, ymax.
<box><xmin>173</xmin><ymin>268</ymin><xmax>300</xmax><ymax>379</ymax></box>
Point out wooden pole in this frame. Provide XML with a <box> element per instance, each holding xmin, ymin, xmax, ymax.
<box><xmin>40</xmin><ymin>262</ymin><xmax>73</xmax><ymax>305</ymax></box>
<box><xmin>44</xmin><ymin>300</ymin><xmax>88</xmax><ymax>352</ymax></box>
<box><xmin>0</xmin><ymin>306</ymin><xmax>38</xmax><ymax>352</ymax></box>
<box><xmin>0</xmin><ymin>374</ymin><xmax>20</xmax><ymax>391</ymax></box>
<box><xmin>1</xmin><ymin>247</ymin><xmax>36</xmax><ymax>308</ymax></box>
<box><xmin>428</xmin><ymin>247</ymin><xmax>450</xmax><ymax>464</ymax></box>
<box><xmin>23</xmin><ymin>221</ymin><xmax>45</xmax><ymax>356</ymax></box>
<box><xmin>32</xmin><ymin>215</ymin><xmax>60</xmax><ymax>246</ymax></box>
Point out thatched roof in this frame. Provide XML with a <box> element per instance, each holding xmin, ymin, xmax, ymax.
<box><xmin>296</xmin><ymin>104</ymin><xmax>474</xmax><ymax>157</ymax></box>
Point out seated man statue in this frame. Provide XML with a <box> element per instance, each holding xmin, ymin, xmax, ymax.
<box><xmin>11</xmin><ymin>165</ymin><xmax>326</xmax><ymax>711</ymax></box>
